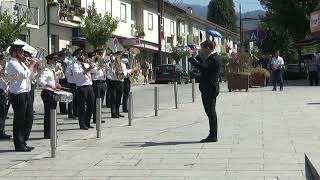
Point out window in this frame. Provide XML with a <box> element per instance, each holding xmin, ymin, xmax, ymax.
<box><xmin>120</xmin><ymin>3</ymin><xmax>127</xmax><ymax>22</ymax></box>
<box><xmin>148</xmin><ymin>13</ymin><xmax>153</xmax><ymax>30</ymax></box>
<box><xmin>180</xmin><ymin>24</ymin><xmax>185</xmax><ymax>35</ymax></box>
<box><xmin>51</xmin><ymin>35</ymin><xmax>59</xmax><ymax>53</ymax></box>
<box><xmin>105</xmin><ymin>0</ymin><xmax>112</xmax><ymax>14</ymax></box>
<box><xmin>170</xmin><ymin>21</ymin><xmax>175</xmax><ymax>36</ymax></box>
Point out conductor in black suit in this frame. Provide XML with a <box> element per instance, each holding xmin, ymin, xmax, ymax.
<box><xmin>188</xmin><ymin>40</ymin><xmax>221</xmax><ymax>143</ymax></box>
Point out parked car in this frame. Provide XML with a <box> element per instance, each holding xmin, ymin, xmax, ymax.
<box><xmin>155</xmin><ymin>64</ymin><xmax>189</xmax><ymax>84</ymax></box>
<box><xmin>189</xmin><ymin>68</ymin><xmax>200</xmax><ymax>83</ymax></box>
<box><xmin>283</xmin><ymin>64</ymin><xmax>307</xmax><ymax>80</ymax></box>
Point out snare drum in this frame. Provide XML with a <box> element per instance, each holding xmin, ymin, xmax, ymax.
<box><xmin>53</xmin><ymin>90</ymin><xmax>73</xmax><ymax>103</ymax></box>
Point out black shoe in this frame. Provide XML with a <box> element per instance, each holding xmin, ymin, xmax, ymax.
<box><xmin>80</xmin><ymin>126</ymin><xmax>89</xmax><ymax>130</ymax></box>
<box><xmin>280</xmin><ymin>87</ymin><xmax>283</xmax><ymax>91</ymax></box>
<box><xmin>272</xmin><ymin>88</ymin><xmax>276</xmax><ymax>91</ymax></box>
<box><xmin>200</xmin><ymin>137</ymin><xmax>217</xmax><ymax>143</ymax></box>
<box><xmin>68</xmin><ymin>114</ymin><xmax>76</xmax><ymax>119</ymax></box>
<box><xmin>112</xmin><ymin>114</ymin><xmax>120</xmax><ymax>118</ymax></box>
<box><xmin>118</xmin><ymin>114</ymin><xmax>125</xmax><ymax>118</ymax></box>
<box><xmin>0</xmin><ymin>133</ymin><xmax>12</xmax><ymax>140</ymax></box>
<box><xmin>123</xmin><ymin>109</ymin><xmax>128</xmax><ymax>113</ymax></box>
<box><xmin>87</xmin><ymin>126</ymin><xmax>94</xmax><ymax>129</ymax></box>
<box><xmin>26</xmin><ymin>146</ymin><xmax>35</xmax><ymax>151</ymax></box>
<box><xmin>15</xmin><ymin>146</ymin><xmax>32</xmax><ymax>152</ymax></box>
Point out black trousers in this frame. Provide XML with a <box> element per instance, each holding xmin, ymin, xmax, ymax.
<box><xmin>41</xmin><ymin>90</ymin><xmax>57</xmax><ymax>138</ymax></box>
<box><xmin>76</xmin><ymin>85</ymin><xmax>94</xmax><ymax>127</ymax></box>
<box><xmin>10</xmin><ymin>92</ymin><xmax>33</xmax><ymax>148</ymax></box>
<box><xmin>93</xmin><ymin>80</ymin><xmax>107</xmax><ymax>123</ymax></box>
<box><xmin>201</xmin><ymin>93</ymin><xmax>218</xmax><ymax>139</ymax></box>
<box><xmin>309</xmin><ymin>71</ymin><xmax>319</xmax><ymax>86</ymax></box>
<box><xmin>110</xmin><ymin>81</ymin><xmax>123</xmax><ymax>116</ymax></box>
<box><xmin>122</xmin><ymin>78</ymin><xmax>131</xmax><ymax>111</ymax></box>
<box><xmin>105</xmin><ymin>79</ymin><xmax>111</xmax><ymax>107</ymax></box>
<box><xmin>30</xmin><ymin>83</ymin><xmax>36</xmax><ymax>105</ymax></box>
<box><xmin>272</xmin><ymin>69</ymin><xmax>283</xmax><ymax>89</ymax></box>
<box><xmin>0</xmin><ymin>89</ymin><xmax>8</xmax><ymax>133</ymax></box>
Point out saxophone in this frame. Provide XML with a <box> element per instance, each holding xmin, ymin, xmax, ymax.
<box><xmin>115</xmin><ymin>56</ymin><xmax>124</xmax><ymax>81</ymax></box>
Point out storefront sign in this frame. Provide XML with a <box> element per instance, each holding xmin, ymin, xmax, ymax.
<box><xmin>310</xmin><ymin>10</ymin><xmax>320</xmax><ymax>33</ymax></box>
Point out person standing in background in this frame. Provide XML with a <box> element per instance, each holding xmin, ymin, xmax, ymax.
<box><xmin>0</xmin><ymin>54</ymin><xmax>11</xmax><ymax>140</ymax></box>
<box><xmin>141</xmin><ymin>61</ymin><xmax>149</xmax><ymax>85</ymax></box>
<box><xmin>271</xmin><ymin>50</ymin><xmax>285</xmax><ymax>91</ymax></box>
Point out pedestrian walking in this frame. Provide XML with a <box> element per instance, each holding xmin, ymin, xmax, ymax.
<box><xmin>271</xmin><ymin>50</ymin><xmax>284</xmax><ymax>91</ymax></box>
<box><xmin>306</xmin><ymin>55</ymin><xmax>319</xmax><ymax>86</ymax></box>
<box><xmin>7</xmin><ymin>44</ymin><xmax>37</xmax><ymax>152</ymax></box>
<box><xmin>188</xmin><ymin>40</ymin><xmax>221</xmax><ymax>143</ymax></box>
<box><xmin>141</xmin><ymin>61</ymin><xmax>149</xmax><ymax>85</ymax></box>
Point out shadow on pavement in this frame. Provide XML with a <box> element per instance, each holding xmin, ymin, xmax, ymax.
<box><xmin>123</xmin><ymin>141</ymin><xmax>200</xmax><ymax>147</ymax></box>
<box><xmin>0</xmin><ymin>150</ymin><xmax>16</xmax><ymax>153</ymax></box>
<box><xmin>307</xmin><ymin>103</ymin><xmax>320</xmax><ymax>105</ymax></box>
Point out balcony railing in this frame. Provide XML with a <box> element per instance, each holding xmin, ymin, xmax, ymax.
<box><xmin>0</xmin><ymin>0</ymin><xmax>39</xmax><ymax>28</ymax></box>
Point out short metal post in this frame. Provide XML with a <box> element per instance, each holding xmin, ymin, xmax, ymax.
<box><xmin>174</xmin><ymin>82</ymin><xmax>178</xmax><ymax>109</ymax></box>
<box><xmin>154</xmin><ymin>87</ymin><xmax>159</xmax><ymax>116</ymax></box>
<box><xmin>128</xmin><ymin>92</ymin><xmax>133</xmax><ymax>126</ymax></box>
<box><xmin>192</xmin><ymin>79</ymin><xmax>195</xmax><ymax>103</ymax></box>
<box><xmin>50</xmin><ymin>109</ymin><xmax>57</xmax><ymax>158</ymax></box>
<box><xmin>96</xmin><ymin>98</ymin><xmax>101</xmax><ymax>138</ymax></box>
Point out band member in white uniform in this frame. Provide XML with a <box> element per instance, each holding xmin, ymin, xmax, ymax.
<box><xmin>7</xmin><ymin>44</ymin><xmax>37</xmax><ymax>152</ymax></box>
<box><xmin>0</xmin><ymin>54</ymin><xmax>11</xmax><ymax>139</ymax></box>
<box><xmin>65</xmin><ymin>52</ymin><xmax>78</xmax><ymax>118</ymax></box>
<box><xmin>90</xmin><ymin>53</ymin><xmax>107</xmax><ymax>124</ymax></box>
<box><xmin>38</xmin><ymin>53</ymin><xmax>64</xmax><ymax>138</ymax></box>
<box><xmin>107</xmin><ymin>52</ymin><xmax>135</xmax><ymax>118</ymax></box>
<box><xmin>121</xmin><ymin>54</ymin><xmax>131</xmax><ymax>113</ymax></box>
<box><xmin>71</xmin><ymin>49</ymin><xmax>95</xmax><ymax>130</ymax></box>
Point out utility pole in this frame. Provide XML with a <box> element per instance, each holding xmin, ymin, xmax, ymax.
<box><xmin>158</xmin><ymin>0</ymin><xmax>163</xmax><ymax>66</ymax></box>
<box><xmin>239</xmin><ymin>3</ymin><xmax>243</xmax><ymax>53</ymax></box>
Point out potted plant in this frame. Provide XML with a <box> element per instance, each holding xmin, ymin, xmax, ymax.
<box><xmin>250</xmin><ymin>67</ymin><xmax>271</xmax><ymax>87</ymax></box>
<box><xmin>226</xmin><ymin>53</ymin><xmax>252</xmax><ymax>92</ymax></box>
<box><xmin>59</xmin><ymin>9</ymin><xmax>67</xmax><ymax>20</ymax></box>
<box><xmin>135</xmin><ymin>30</ymin><xmax>145</xmax><ymax>38</ymax></box>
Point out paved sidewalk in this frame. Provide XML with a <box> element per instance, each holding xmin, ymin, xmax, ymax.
<box><xmin>1</xmin><ymin>82</ymin><xmax>320</xmax><ymax>179</ymax></box>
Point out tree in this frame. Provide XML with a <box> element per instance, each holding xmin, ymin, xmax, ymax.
<box><xmin>81</xmin><ymin>2</ymin><xmax>118</xmax><ymax>50</ymax></box>
<box><xmin>207</xmin><ymin>0</ymin><xmax>237</xmax><ymax>32</ymax></box>
<box><xmin>0</xmin><ymin>10</ymin><xmax>27</xmax><ymax>54</ymax></box>
<box><xmin>170</xmin><ymin>40</ymin><xmax>187</xmax><ymax>64</ymax></box>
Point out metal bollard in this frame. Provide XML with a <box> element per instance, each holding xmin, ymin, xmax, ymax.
<box><xmin>192</xmin><ymin>79</ymin><xmax>195</xmax><ymax>103</ymax></box>
<box><xmin>128</xmin><ymin>92</ymin><xmax>133</xmax><ymax>126</ymax></box>
<box><xmin>96</xmin><ymin>98</ymin><xmax>102</xmax><ymax>138</ymax></box>
<box><xmin>50</xmin><ymin>109</ymin><xmax>57</xmax><ymax>158</ymax></box>
<box><xmin>154</xmin><ymin>87</ymin><xmax>159</xmax><ymax>116</ymax></box>
<box><xmin>174</xmin><ymin>82</ymin><xmax>178</xmax><ymax>109</ymax></box>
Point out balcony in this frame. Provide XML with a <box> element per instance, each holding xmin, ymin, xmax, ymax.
<box><xmin>49</xmin><ymin>1</ymin><xmax>84</xmax><ymax>28</ymax></box>
<box><xmin>0</xmin><ymin>0</ymin><xmax>39</xmax><ymax>29</ymax></box>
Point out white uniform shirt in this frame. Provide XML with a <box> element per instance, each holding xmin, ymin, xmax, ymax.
<box><xmin>91</xmin><ymin>64</ymin><xmax>107</xmax><ymax>81</ymax></box>
<box><xmin>72</xmin><ymin>60</ymin><xmax>93</xmax><ymax>86</ymax></box>
<box><xmin>106</xmin><ymin>62</ymin><xmax>131</xmax><ymax>82</ymax></box>
<box><xmin>65</xmin><ymin>59</ymin><xmax>75</xmax><ymax>84</ymax></box>
<box><xmin>7</xmin><ymin>57</ymin><xmax>32</xmax><ymax>94</ymax></box>
<box><xmin>0</xmin><ymin>63</ymin><xmax>8</xmax><ymax>92</ymax></box>
<box><xmin>271</xmin><ymin>56</ymin><xmax>284</xmax><ymax>70</ymax></box>
<box><xmin>38</xmin><ymin>66</ymin><xmax>58</xmax><ymax>91</ymax></box>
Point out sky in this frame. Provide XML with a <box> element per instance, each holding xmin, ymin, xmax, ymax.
<box><xmin>182</xmin><ymin>0</ymin><xmax>263</xmax><ymax>12</ymax></box>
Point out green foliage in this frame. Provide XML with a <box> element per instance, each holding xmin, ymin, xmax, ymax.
<box><xmin>219</xmin><ymin>52</ymin><xmax>229</xmax><ymax>65</ymax></box>
<box><xmin>170</xmin><ymin>42</ymin><xmax>187</xmax><ymax>64</ymax></box>
<box><xmin>81</xmin><ymin>2</ymin><xmax>118</xmax><ymax>49</ymax></box>
<box><xmin>207</xmin><ymin>0</ymin><xmax>237</xmax><ymax>32</ymax></box>
<box><xmin>0</xmin><ymin>10</ymin><xmax>27</xmax><ymax>53</ymax></box>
